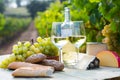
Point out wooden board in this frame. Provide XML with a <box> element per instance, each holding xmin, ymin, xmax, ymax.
<box><xmin>0</xmin><ymin>55</ymin><xmax>120</xmax><ymax>80</ymax></box>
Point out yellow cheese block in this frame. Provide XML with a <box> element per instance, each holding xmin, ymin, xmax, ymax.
<box><xmin>96</xmin><ymin>51</ymin><xmax>120</xmax><ymax>68</ymax></box>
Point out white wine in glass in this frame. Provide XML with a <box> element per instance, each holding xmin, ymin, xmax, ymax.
<box><xmin>69</xmin><ymin>35</ymin><xmax>86</xmax><ymax>49</ymax></box>
<box><xmin>68</xmin><ymin>21</ymin><xmax>86</xmax><ymax>63</ymax></box>
<box><xmin>51</xmin><ymin>22</ymin><xmax>68</xmax><ymax>63</ymax></box>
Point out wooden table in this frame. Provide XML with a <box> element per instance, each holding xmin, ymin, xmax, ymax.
<box><xmin>0</xmin><ymin>55</ymin><xmax>120</xmax><ymax>80</ymax></box>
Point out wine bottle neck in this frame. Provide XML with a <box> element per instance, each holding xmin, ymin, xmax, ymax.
<box><xmin>64</xmin><ymin>7</ymin><xmax>71</xmax><ymax>22</ymax></box>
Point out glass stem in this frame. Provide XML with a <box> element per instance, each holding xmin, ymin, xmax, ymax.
<box><xmin>59</xmin><ymin>48</ymin><xmax>63</xmax><ymax>63</ymax></box>
<box><xmin>76</xmin><ymin>47</ymin><xmax>79</xmax><ymax>62</ymax></box>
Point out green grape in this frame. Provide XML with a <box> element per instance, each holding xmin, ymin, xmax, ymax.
<box><xmin>13</xmin><ymin>45</ymin><xmax>18</xmax><ymax>49</ymax></box>
<box><xmin>37</xmin><ymin>37</ymin><xmax>43</xmax><ymax>43</ymax></box>
<box><xmin>22</xmin><ymin>53</ymin><xmax>27</xmax><ymax>59</ymax></box>
<box><xmin>8</xmin><ymin>54</ymin><xmax>16</xmax><ymax>62</ymax></box>
<box><xmin>102</xmin><ymin>25</ymin><xmax>113</xmax><ymax>37</ymax></box>
<box><xmin>16</xmin><ymin>55</ymin><xmax>24</xmax><ymax>61</ymax></box>
<box><xmin>0</xmin><ymin>63</ymin><xmax>7</xmax><ymax>68</ymax></box>
<box><xmin>39</xmin><ymin>46</ymin><xmax>44</xmax><ymax>52</ymax></box>
<box><xmin>24</xmin><ymin>41</ymin><xmax>31</xmax><ymax>47</ymax></box>
<box><xmin>22</xmin><ymin>46</ymin><xmax>28</xmax><ymax>53</ymax></box>
<box><xmin>26</xmin><ymin>51</ymin><xmax>34</xmax><ymax>57</ymax></box>
<box><xmin>12</xmin><ymin>44</ymin><xmax>19</xmax><ymax>54</ymax></box>
<box><xmin>0</xmin><ymin>54</ymin><xmax>17</xmax><ymax>69</ymax></box>
<box><xmin>34</xmin><ymin>48</ymin><xmax>40</xmax><ymax>53</ymax></box>
<box><xmin>34</xmin><ymin>42</ymin><xmax>40</xmax><ymax>48</ymax></box>
<box><xmin>45</xmin><ymin>40</ymin><xmax>51</xmax><ymax>45</ymax></box>
<box><xmin>18</xmin><ymin>41</ymin><xmax>22</xmax><ymax>47</ymax></box>
<box><xmin>12</xmin><ymin>48</ymin><xmax>19</xmax><ymax>54</ymax></box>
<box><xmin>1</xmin><ymin>58</ymin><xmax>9</xmax><ymax>66</ymax></box>
<box><xmin>44</xmin><ymin>49</ymin><xmax>49</xmax><ymax>55</ymax></box>
<box><xmin>43</xmin><ymin>42</ymin><xmax>47</xmax><ymax>47</ymax></box>
<box><xmin>18</xmin><ymin>47</ymin><xmax>23</xmax><ymax>54</ymax></box>
<box><xmin>39</xmin><ymin>42</ymin><xmax>44</xmax><ymax>47</ymax></box>
<box><xmin>45</xmin><ymin>46</ymin><xmax>51</xmax><ymax>51</ymax></box>
<box><xmin>30</xmin><ymin>45</ymin><xmax>36</xmax><ymax>51</ymax></box>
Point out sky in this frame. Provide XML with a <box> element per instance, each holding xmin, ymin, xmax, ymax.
<box><xmin>6</xmin><ymin>0</ymin><xmax>53</xmax><ymax>8</ymax></box>
<box><xmin>8</xmin><ymin>0</ymin><xmax>29</xmax><ymax>8</ymax></box>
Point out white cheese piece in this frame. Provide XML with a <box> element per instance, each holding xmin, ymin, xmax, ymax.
<box><xmin>76</xmin><ymin>54</ymin><xmax>96</xmax><ymax>70</ymax></box>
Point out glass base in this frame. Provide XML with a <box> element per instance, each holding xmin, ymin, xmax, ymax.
<box><xmin>64</xmin><ymin>60</ymin><xmax>78</xmax><ymax>69</ymax></box>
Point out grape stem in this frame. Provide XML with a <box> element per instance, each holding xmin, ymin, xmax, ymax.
<box><xmin>31</xmin><ymin>39</ymin><xmax>34</xmax><ymax>44</ymax></box>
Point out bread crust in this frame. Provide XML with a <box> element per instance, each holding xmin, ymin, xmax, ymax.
<box><xmin>12</xmin><ymin>67</ymin><xmax>54</xmax><ymax>77</ymax></box>
<box><xmin>25</xmin><ymin>53</ymin><xmax>46</xmax><ymax>63</ymax></box>
<box><xmin>8</xmin><ymin>62</ymin><xmax>54</xmax><ymax>71</ymax></box>
<box><xmin>41</xmin><ymin>59</ymin><xmax>64</xmax><ymax>71</ymax></box>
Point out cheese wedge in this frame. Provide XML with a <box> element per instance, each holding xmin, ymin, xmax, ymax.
<box><xmin>96</xmin><ymin>51</ymin><xmax>120</xmax><ymax>67</ymax></box>
<box><xmin>76</xmin><ymin>54</ymin><xmax>100</xmax><ymax>70</ymax></box>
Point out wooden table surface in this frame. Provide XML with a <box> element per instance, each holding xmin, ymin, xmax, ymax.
<box><xmin>0</xmin><ymin>55</ymin><xmax>120</xmax><ymax>80</ymax></box>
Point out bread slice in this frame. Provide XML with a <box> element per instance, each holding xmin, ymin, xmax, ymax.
<box><xmin>25</xmin><ymin>53</ymin><xmax>46</xmax><ymax>63</ymax></box>
<box><xmin>12</xmin><ymin>67</ymin><xmax>54</xmax><ymax>77</ymax></box>
<box><xmin>41</xmin><ymin>59</ymin><xmax>64</xmax><ymax>71</ymax></box>
<box><xmin>8</xmin><ymin>62</ymin><xmax>54</xmax><ymax>71</ymax></box>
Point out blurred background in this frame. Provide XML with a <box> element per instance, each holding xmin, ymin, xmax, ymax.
<box><xmin>0</xmin><ymin>0</ymin><xmax>120</xmax><ymax>55</ymax></box>
<box><xmin>0</xmin><ymin>0</ymin><xmax>54</xmax><ymax>54</ymax></box>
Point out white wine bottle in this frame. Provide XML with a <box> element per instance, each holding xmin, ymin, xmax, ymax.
<box><xmin>61</xmin><ymin>7</ymin><xmax>77</xmax><ymax>66</ymax></box>
<box><xmin>61</xmin><ymin>7</ymin><xmax>73</xmax><ymax>37</ymax></box>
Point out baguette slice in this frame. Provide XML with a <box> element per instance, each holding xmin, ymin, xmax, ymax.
<box><xmin>8</xmin><ymin>62</ymin><xmax>54</xmax><ymax>71</ymax></box>
<box><xmin>12</xmin><ymin>67</ymin><xmax>54</xmax><ymax>77</ymax></box>
<box><xmin>25</xmin><ymin>53</ymin><xmax>46</xmax><ymax>63</ymax></box>
<box><xmin>41</xmin><ymin>59</ymin><xmax>64</xmax><ymax>71</ymax></box>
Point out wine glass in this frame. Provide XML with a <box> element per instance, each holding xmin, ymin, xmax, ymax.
<box><xmin>68</xmin><ymin>21</ymin><xmax>86</xmax><ymax>63</ymax></box>
<box><xmin>51</xmin><ymin>22</ymin><xmax>68</xmax><ymax>63</ymax></box>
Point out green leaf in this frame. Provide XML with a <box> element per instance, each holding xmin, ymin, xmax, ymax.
<box><xmin>110</xmin><ymin>21</ymin><xmax>117</xmax><ymax>33</ymax></box>
<box><xmin>89</xmin><ymin>0</ymin><xmax>101</xmax><ymax>3</ymax></box>
<box><xmin>90</xmin><ymin>14</ymin><xmax>96</xmax><ymax>25</ymax></box>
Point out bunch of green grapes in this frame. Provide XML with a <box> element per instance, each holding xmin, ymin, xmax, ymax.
<box><xmin>0</xmin><ymin>41</ymin><xmax>33</xmax><ymax>68</ymax></box>
<box><xmin>102</xmin><ymin>25</ymin><xmax>120</xmax><ymax>53</ymax></box>
<box><xmin>0</xmin><ymin>37</ymin><xmax>58</xmax><ymax>69</ymax></box>
<box><xmin>32</xmin><ymin>37</ymin><xmax>58</xmax><ymax>56</ymax></box>
<box><xmin>12</xmin><ymin>41</ymin><xmax>34</xmax><ymax>61</ymax></box>
<box><xmin>0</xmin><ymin>54</ymin><xmax>16</xmax><ymax>68</ymax></box>
<box><xmin>102</xmin><ymin>25</ymin><xmax>113</xmax><ymax>37</ymax></box>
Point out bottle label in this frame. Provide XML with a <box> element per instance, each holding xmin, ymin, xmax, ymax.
<box><xmin>61</xmin><ymin>29</ymin><xmax>72</xmax><ymax>37</ymax></box>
